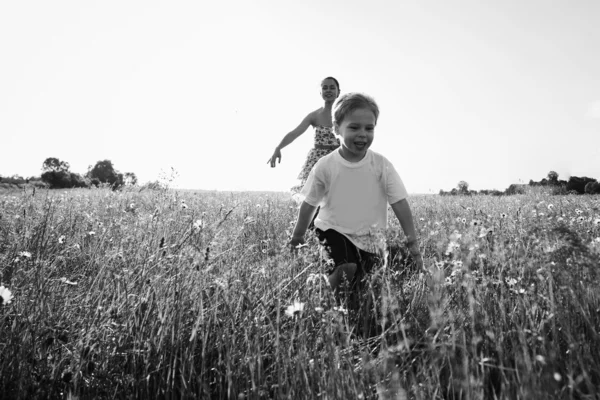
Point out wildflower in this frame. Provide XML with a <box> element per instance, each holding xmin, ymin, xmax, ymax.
<box><xmin>285</xmin><ymin>301</ymin><xmax>305</xmax><ymax>317</ymax></box>
<box><xmin>577</xmin><ymin>216</ymin><xmax>585</xmax><ymax>223</ymax></box>
<box><xmin>314</xmin><ymin>307</ymin><xmax>324</xmax><ymax>313</ymax></box>
<box><xmin>466</xmin><ymin>207</ymin><xmax>472</xmax><ymax>211</ymax></box>
<box><xmin>547</xmin><ymin>204</ymin><xmax>554</xmax><ymax>210</ymax></box>
<box><xmin>505</xmin><ymin>277</ymin><xmax>517</xmax><ymax>286</ymax></box>
<box><xmin>535</xmin><ymin>355</ymin><xmax>546</xmax><ymax>364</ymax></box>
<box><xmin>88</xmin><ymin>231</ymin><xmax>96</xmax><ymax>236</ymax></box>
<box><xmin>333</xmin><ymin>306</ymin><xmax>348</xmax><ymax>315</ymax></box>
<box><xmin>419</xmin><ymin>217</ymin><xmax>425</xmax><ymax>222</ymax></box>
<box><xmin>434</xmin><ymin>261</ymin><xmax>445</xmax><ymax>269</ymax></box>
<box><xmin>593</xmin><ymin>218</ymin><xmax>600</xmax><ymax>226</ymax></box>
<box><xmin>449</xmin><ymin>230</ymin><xmax>462</xmax><ymax>241</ymax></box>
<box><xmin>214</xmin><ymin>278</ymin><xmax>227</xmax><ymax>289</ymax></box>
<box><xmin>575</xmin><ymin>209</ymin><xmax>583</xmax><ymax>215</ymax></box>
<box><xmin>445</xmin><ymin>241</ymin><xmax>460</xmax><ymax>255</ymax></box>
<box><xmin>0</xmin><ymin>285</ymin><xmax>14</xmax><ymax>305</ymax></box>
<box><xmin>461</xmin><ymin>218</ymin><xmax>467</xmax><ymax>224</ymax></box>
<box><xmin>181</xmin><ymin>203</ymin><xmax>188</xmax><ymax>209</ymax></box>
<box><xmin>500</xmin><ymin>213</ymin><xmax>507</xmax><ymax>219</ymax></box>
<box><xmin>455</xmin><ymin>217</ymin><xmax>462</xmax><ymax>223</ymax></box>
<box><xmin>58</xmin><ymin>235</ymin><xmax>66</xmax><ymax>244</ymax></box>
<box><xmin>193</xmin><ymin>219</ymin><xmax>205</xmax><ymax>231</ymax></box>
<box><xmin>470</xmin><ymin>219</ymin><xmax>481</xmax><ymax>227</ymax></box>
<box><xmin>18</xmin><ymin>251</ymin><xmax>31</xmax><ymax>258</ymax></box>
<box><xmin>553</xmin><ymin>373</ymin><xmax>562</xmax><ymax>382</ymax></box>
<box><xmin>452</xmin><ymin>260</ymin><xmax>463</xmax><ymax>268</ymax></box>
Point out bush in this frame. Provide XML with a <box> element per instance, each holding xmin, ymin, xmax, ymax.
<box><xmin>584</xmin><ymin>181</ymin><xmax>600</xmax><ymax>194</ymax></box>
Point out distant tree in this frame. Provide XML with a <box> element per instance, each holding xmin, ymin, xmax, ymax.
<box><xmin>450</xmin><ymin>188</ymin><xmax>458</xmax><ymax>196</ymax></box>
<box><xmin>585</xmin><ymin>181</ymin><xmax>600</xmax><ymax>194</ymax></box>
<box><xmin>505</xmin><ymin>184</ymin><xmax>526</xmax><ymax>195</ymax></box>
<box><xmin>457</xmin><ymin>181</ymin><xmax>469</xmax><ymax>194</ymax></box>
<box><xmin>566</xmin><ymin>176</ymin><xmax>597</xmax><ymax>194</ymax></box>
<box><xmin>547</xmin><ymin>171</ymin><xmax>559</xmax><ymax>184</ymax></box>
<box><xmin>42</xmin><ymin>157</ymin><xmax>70</xmax><ymax>173</ymax></box>
<box><xmin>41</xmin><ymin>171</ymin><xmax>72</xmax><ymax>188</ymax></box>
<box><xmin>123</xmin><ymin>172</ymin><xmax>138</xmax><ymax>186</ymax></box>
<box><xmin>87</xmin><ymin>160</ymin><xmax>123</xmax><ymax>188</ymax></box>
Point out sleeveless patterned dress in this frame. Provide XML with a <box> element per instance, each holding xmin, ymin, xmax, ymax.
<box><xmin>291</xmin><ymin>125</ymin><xmax>340</xmax><ymax>193</ymax></box>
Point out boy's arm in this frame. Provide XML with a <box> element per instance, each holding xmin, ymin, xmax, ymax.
<box><xmin>289</xmin><ymin>201</ymin><xmax>318</xmax><ymax>247</ymax></box>
<box><xmin>390</xmin><ymin>198</ymin><xmax>423</xmax><ymax>268</ymax></box>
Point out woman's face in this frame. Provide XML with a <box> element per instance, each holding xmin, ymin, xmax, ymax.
<box><xmin>320</xmin><ymin>79</ymin><xmax>339</xmax><ymax>102</ymax></box>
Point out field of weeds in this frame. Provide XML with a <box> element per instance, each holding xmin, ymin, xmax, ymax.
<box><xmin>1</xmin><ymin>187</ymin><xmax>600</xmax><ymax>399</ymax></box>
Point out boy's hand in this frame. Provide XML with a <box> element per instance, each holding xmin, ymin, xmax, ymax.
<box><xmin>288</xmin><ymin>236</ymin><xmax>306</xmax><ymax>252</ymax></box>
<box><xmin>407</xmin><ymin>241</ymin><xmax>424</xmax><ymax>271</ymax></box>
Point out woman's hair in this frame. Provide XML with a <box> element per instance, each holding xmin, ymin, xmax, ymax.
<box><xmin>333</xmin><ymin>93</ymin><xmax>379</xmax><ymax>125</ymax></box>
<box><xmin>321</xmin><ymin>76</ymin><xmax>340</xmax><ymax>92</ymax></box>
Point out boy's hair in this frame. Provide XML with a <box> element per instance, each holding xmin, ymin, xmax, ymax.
<box><xmin>321</xmin><ymin>76</ymin><xmax>340</xmax><ymax>91</ymax></box>
<box><xmin>333</xmin><ymin>93</ymin><xmax>379</xmax><ymax>125</ymax></box>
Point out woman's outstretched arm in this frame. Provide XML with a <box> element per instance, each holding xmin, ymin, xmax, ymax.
<box><xmin>268</xmin><ymin>112</ymin><xmax>314</xmax><ymax>167</ymax></box>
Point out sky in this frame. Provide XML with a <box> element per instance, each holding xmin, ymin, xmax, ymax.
<box><xmin>1</xmin><ymin>0</ymin><xmax>599</xmax><ymax>194</ymax></box>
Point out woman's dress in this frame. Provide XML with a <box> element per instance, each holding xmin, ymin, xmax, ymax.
<box><xmin>291</xmin><ymin>125</ymin><xmax>340</xmax><ymax>194</ymax></box>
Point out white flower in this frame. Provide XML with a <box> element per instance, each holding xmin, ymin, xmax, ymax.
<box><xmin>535</xmin><ymin>355</ymin><xmax>546</xmax><ymax>364</ymax></box>
<box><xmin>333</xmin><ymin>306</ymin><xmax>348</xmax><ymax>315</ymax></box>
<box><xmin>575</xmin><ymin>209</ymin><xmax>583</xmax><ymax>215</ymax></box>
<box><xmin>285</xmin><ymin>301</ymin><xmax>305</xmax><ymax>317</ymax></box>
<box><xmin>18</xmin><ymin>251</ymin><xmax>31</xmax><ymax>258</ymax></box>
<box><xmin>500</xmin><ymin>213</ymin><xmax>508</xmax><ymax>219</ymax></box>
<box><xmin>88</xmin><ymin>231</ymin><xmax>96</xmax><ymax>236</ymax></box>
<box><xmin>470</xmin><ymin>219</ymin><xmax>482</xmax><ymax>227</ymax></box>
<box><xmin>193</xmin><ymin>219</ymin><xmax>205</xmax><ymax>231</ymax></box>
<box><xmin>0</xmin><ymin>285</ymin><xmax>14</xmax><ymax>305</ymax></box>
<box><xmin>58</xmin><ymin>235</ymin><xmax>66</xmax><ymax>244</ymax></box>
<box><xmin>554</xmin><ymin>373</ymin><xmax>562</xmax><ymax>382</ymax></box>
<box><xmin>314</xmin><ymin>307</ymin><xmax>324</xmax><ymax>313</ymax></box>
<box><xmin>593</xmin><ymin>218</ymin><xmax>600</xmax><ymax>226</ymax></box>
<box><xmin>547</xmin><ymin>204</ymin><xmax>554</xmax><ymax>210</ymax></box>
<box><xmin>505</xmin><ymin>277</ymin><xmax>517</xmax><ymax>286</ymax></box>
<box><xmin>449</xmin><ymin>230</ymin><xmax>462</xmax><ymax>241</ymax></box>
<box><xmin>181</xmin><ymin>203</ymin><xmax>188</xmax><ymax>209</ymax></box>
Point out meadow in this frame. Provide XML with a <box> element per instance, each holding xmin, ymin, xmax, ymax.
<box><xmin>0</xmin><ymin>186</ymin><xmax>599</xmax><ymax>399</ymax></box>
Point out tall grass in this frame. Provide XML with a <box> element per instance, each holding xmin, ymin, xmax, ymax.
<box><xmin>0</xmin><ymin>187</ymin><xmax>599</xmax><ymax>399</ymax></box>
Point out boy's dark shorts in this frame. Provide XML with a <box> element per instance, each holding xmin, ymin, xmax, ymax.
<box><xmin>315</xmin><ymin>228</ymin><xmax>382</xmax><ymax>280</ymax></box>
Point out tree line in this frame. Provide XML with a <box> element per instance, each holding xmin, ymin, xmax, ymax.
<box><xmin>0</xmin><ymin>157</ymin><xmax>137</xmax><ymax>190</ymax></box>
<box><xmin>440</xmin><ymin>171</ymin><xmax>600</xmax><ymax>196</ymax></box>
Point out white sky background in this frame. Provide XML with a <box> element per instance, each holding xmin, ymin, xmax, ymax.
<box><xmin>1</xmin><ymin>0</ymin><xmax>599</xmax><ymax>194</ymax></box>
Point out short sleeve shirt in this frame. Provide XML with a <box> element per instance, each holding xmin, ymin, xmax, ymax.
<box><xmin>299</xmin><ymin>149</ymin><xmax>408</xmax><ymax>254</ymax></box>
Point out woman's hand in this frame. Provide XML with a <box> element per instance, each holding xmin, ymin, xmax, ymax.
<box><xmin>267</xmin><ymin>147</ymin><xmax>282</xmax><ymax>168</ymax></box>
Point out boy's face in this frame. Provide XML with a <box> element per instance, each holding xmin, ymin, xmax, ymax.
<box><xmin>335</xmin><ymin>108</ymin><xmax>376</xmax><ymax>162</ymax></box>
<box><xmin>320</xmin><ymin>79</ymin><xmax>339</xmax><ymax>102</ymax></box>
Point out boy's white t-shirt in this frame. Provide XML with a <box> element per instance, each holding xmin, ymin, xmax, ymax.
<box><xmin>299</xmin><ymin>149</ymin><xmax>408</xmax><ymax>254</ymax></box>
